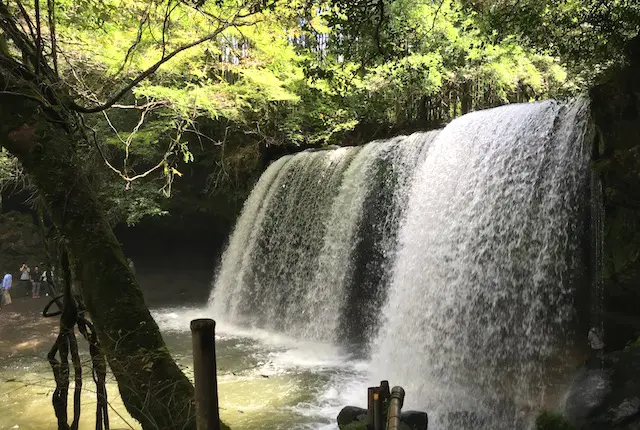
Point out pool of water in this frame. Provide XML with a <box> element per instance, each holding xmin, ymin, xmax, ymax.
<box><xmin>0</xmin><ymin>300</ymin><xmax>584</xmax><ymax>430</ymax></box>
<box><xmin>0</xmin><ymin>304</ymin><xmax>368</xmax><ymax>430</ymax></box>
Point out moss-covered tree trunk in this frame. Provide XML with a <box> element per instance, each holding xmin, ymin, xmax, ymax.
<box><xmin>0</xmin><ymin>95</ymin><xmax>197</xmax><ymax>429</ymax></box>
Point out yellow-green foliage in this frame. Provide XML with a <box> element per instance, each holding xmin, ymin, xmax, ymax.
<box><xmin>51</xmin><ymin>0</ymin><xmax>581</xmax><ymax>151</ymax></box>
<box><xmin>21</xmin><ymin>0</ymin><xmax>597</xmax><ymax>227</ymax></box>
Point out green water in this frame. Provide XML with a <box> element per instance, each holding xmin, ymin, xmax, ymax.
<box><xmin>0</xmin><ymin>306</ymin><xmax>368</xmax><ymax>430</ymax></box>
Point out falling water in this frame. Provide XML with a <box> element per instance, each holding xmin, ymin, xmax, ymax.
<box><xmin>210</xmin><ymin>133</ymin><xmax>436</xmax><ymax>342</ymax></box>
<box><xmin>371</xmin><ymin>99</ymin><xmax>592</xmax><ymax>429</ymax></box>
<box><xmin>211</xmin><ymin>147</ymin><xmax>357</xmax><ymax>338</ymax></box>
<box><xmin>340</xmin><ymin>133</ymin><xmax>437</xmax><ymax>344</ymax></box>
<box><xmin>210</xmin><ymin>99</ymin><xmax>592</xmax><ymax>430</ymax></box>
<box><xmin>590</xmin><ymin>172</ymin><xmax>605</xmax><ymax>342</ymax></box>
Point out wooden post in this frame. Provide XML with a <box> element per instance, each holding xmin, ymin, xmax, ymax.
<box><xmin>191</xmin><ymin>318</ymin><xmax>220</xmax><ymax>430</ymax></box>
<box><xmin>373</xmin><ymin>388</ymin><xmax>383</xmax><ymax>430</ymax></box>
<box><xmin>386</xmin><ymin>386</ymin><xmax>406</xmax><ymax>430</ymax></box>
<box><xmin>366</xmin><ymin>386</ymin><xmax>376</xmax><ymax>430</ymax></box>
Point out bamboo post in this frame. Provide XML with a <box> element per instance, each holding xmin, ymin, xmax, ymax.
<box><xmin>386</xmin><ymin>386</ymin><xmax>406</xmax><ymax>430</ymax></box>
<box><xmin>191</xmin><ymin>318</ymin><xmax>221</xmax><ymax>430</ymax></box>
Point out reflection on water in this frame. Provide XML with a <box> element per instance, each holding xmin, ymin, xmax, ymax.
<box><xmin>0</xmin><ymin>305</ymin><xmax>367</xmax><ymax>430</ymax></box>
<box><xmin>0</xmin><ymin>305</ymin><xmax>141</xmax><ymax>430</ymax></box>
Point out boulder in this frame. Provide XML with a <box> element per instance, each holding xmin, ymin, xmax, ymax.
<box><xmin>337</xmin><ymin>406</ymin><xmax>367</xmax><ymax>428</ymax></box>
<box><xmin>535</xmin><ymin>411</ymin><xmax>575</xmax><ymax>430</ymax></box>
<box><xmin>400</xmin><ymin>410</ymin><xmax>428</xmax><ymax>429</ymax></box>
<box><xmin>564</xmin><ymin>346</ymin><xmax>640</xmax><ymax>429</ymax></box>
<box><xmin>337</xmin><ymin>406</ymin><xmax>428</xmax><ymax>430</ymax></box>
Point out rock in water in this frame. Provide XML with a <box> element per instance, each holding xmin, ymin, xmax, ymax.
<box><xmin>401</xmin><ymin>411</ymin><xmax>428</xmax><ymax>429</ymax></box>
<box><xmin>564</xmin><ymin>346</ymin><xmax>640</xmax><ymax>429</ymax></box>
<box><xmin>337</xmin><ymin>406</ymin><xmax>367</xmax><ymax>427</ymax></box>
<box><xmin>337</xmin><ymin>406</ymin><xmax>428</xmax><ymax>430</ymax></box>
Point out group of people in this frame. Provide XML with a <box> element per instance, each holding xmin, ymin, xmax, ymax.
<box><xmin>1</xmin><ymin>262</ymin><xmax>56</xmax><ymax>307</ymax></box>
<box><xmin>2</xmin><ymin>258</ymin><xmax>135</xmax><ymax>308</ymax></box>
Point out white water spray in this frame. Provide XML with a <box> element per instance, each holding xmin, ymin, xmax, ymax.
<box><xmin>209</xmin><ymin>100</ymin><xmax>592</xmax><ymax>429</ymax></box>
<box><xmin>371</xmin><ymin>100</ymin><xmax>591</xmax><ymax>429</ymax></box>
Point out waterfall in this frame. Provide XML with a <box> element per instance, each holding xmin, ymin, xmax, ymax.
<box><xmin>210</xmin><ymin>133</ymin><xmax>436</xmax><ymax>341</ymax></box>
<box><xmin>370</xmin><ymin>99</ymin><xmax>591</xmax><ymax>429</ymax></box>
<box><xmin>590</xmin><ymin>172</ymin><xmax>605</xmax><ymax>342</ymax></box>
<box><xmin>209</xmin><ymin>98</ymin><xmax>592</xmax><ymax>430</ymax></box>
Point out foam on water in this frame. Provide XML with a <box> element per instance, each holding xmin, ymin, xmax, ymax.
<box><xmin>152</xmin><ymin>307</ymin><xmax>369</xmax><ymax>428</ymax></box>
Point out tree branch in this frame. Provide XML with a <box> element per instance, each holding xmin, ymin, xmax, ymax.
<box><xmin>15</xmin><ymin>1</ymin><xmax>37</xmax><ymax>42</ymax></box>
<box><xmin>0</xmin><ymin>2</ymin><xmax>56</xmax><ymax>80</ymax></box>
<box><xmin>78</xmin><ymin>114</ymin><xmax>132</xmax><ymax>182</ymax></box>
<box><xmin>35</xmin><ymin>0</ymin><xmax>42</xmax><ymax>73</ymax></box>
<box><xmin>115</xmin><ymin>2</ymin><xmax>151</xmax><ymax>75</ymax></box>
<box><xmin>112</xmin><ymin>101</ymin><xmax>169</xmax><ymax>110</ymax></box>
<box><xmin>429</xmin><ymin>0</ymin><xmax>446</xmax><ymax>34</ymax></box>
<box><xmin>374</xmin><ymin>0</ymin><xmax>384</xmax><ymax>56</ymax></box>
<box><xmin>47</xmin><ymin>0</ymin><xmax>58</xmax><ymax>74</ymax></box>
<box><xmin>69</xmin><ymin>24</ymin><xmax>231</xmax><ymax>114</ymax></box>
<box><xmin>0</xmin><ymin>90</ymin><xmax>52</xmax><ymax>107</ymax></box>
<box><xmin>161</xmin><ymin>0</ymin><xmax>181</xmax><ymax>58</ymax></box>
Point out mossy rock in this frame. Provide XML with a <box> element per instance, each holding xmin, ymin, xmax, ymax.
<box><xmin>535</xmin><ymin>411</ymin><xmax>575</xmax><ymax>430</ymax></box>
<box><xmin>339</xmin><ymin>422</ymin><xmax>413</xmax><ymax>430</ymax></box>
<box><xmin>337</xmin><ymin>408</ymin><xmax>423</xmax><ymax>430</ymax></box>
<box><xmin>340</xmin><ymin>422</ymin><xmax>367</xmax><ymax>430</ymax></box>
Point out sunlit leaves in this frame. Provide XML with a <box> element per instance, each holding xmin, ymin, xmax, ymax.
<box><xmin>461</xmin><ymin>0</ymin><xmax>640</xmax><ymax>83</ymax></box>
<box><xmin>17</xmin><ymin>0</ymin><xmax>619</xmax><ymax>227</ymax></box>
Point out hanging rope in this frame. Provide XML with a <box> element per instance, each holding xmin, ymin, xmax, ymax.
<box><xmin>42</xmin><ymin>251</ymin><xmax>110</xmax><ymax>430</ymax></box>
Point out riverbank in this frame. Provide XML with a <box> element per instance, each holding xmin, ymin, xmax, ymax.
<box><xmin>0</xmin><ymin>295</ymin><xmax>58</xmax><ymax>358</ymax></box>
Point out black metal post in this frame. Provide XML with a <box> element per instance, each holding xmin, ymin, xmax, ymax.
<box><xmin>380</xmin><ymin>380</ymin><xmax>391</xmax><ymax>403</ymax></box>
<box><xmin>191</xmin><ymin>318</ymin><xmax>220</xmax><ymax>430</ymax></box>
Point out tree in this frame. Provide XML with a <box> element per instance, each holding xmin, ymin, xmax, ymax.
<box><xmin>281</xmin><ymin>0</ymin><xmax>576</xmax><ymax>140</ymax></box>
<box><xmin>460</xmin><ymin>0</ymin><xmax>640</xmax><ymax>84</ymax></box>
<box><xmin>0</xmin><ymin>0</ymin><xmax>274</xmax><ymax>428</ymax></box>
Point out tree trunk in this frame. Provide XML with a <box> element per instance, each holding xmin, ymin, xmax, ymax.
<box><xmin>461</xmin><ymin>80</ymin><xmax>472</xmax><ymax>114</ymax></box>
<box><xmin>0</xmin><ymin>96</ymin><xmax>199</xmax><ymax>429</ymax></box>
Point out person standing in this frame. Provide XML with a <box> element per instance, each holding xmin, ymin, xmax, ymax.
<box><xmin>19</xmin><ymin>263</ymin><xmax>31</xmax><ymax>296</ymax></box>
<box><xmin>2</xmin><ymin>271</ymin><xmax>12</xmax><ymax>306</ymax></box>
<box><xmin>42</xmin><ymin>266</ymin><xmax>57</xmax><ymax>297</ymax></box>
<box><xmin>31</xmin><ymin>265</ymin><xmax>42</xmax><ymax>299</ymax></box>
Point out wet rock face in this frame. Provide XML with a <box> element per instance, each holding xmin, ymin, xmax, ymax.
<box><xmin>590</xmin><ymin>32</ymin><xmax>640</xmax><ymax>350</ymax></box>
<box><xmin>565</xmin><ymin>367</ymin><xmax>613</xmax><ymax>425</ymax></box>
<box><xmin>564</xmin><ymin>346</ymin><xmax>640</xmax><ymax>429</ymax></box>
